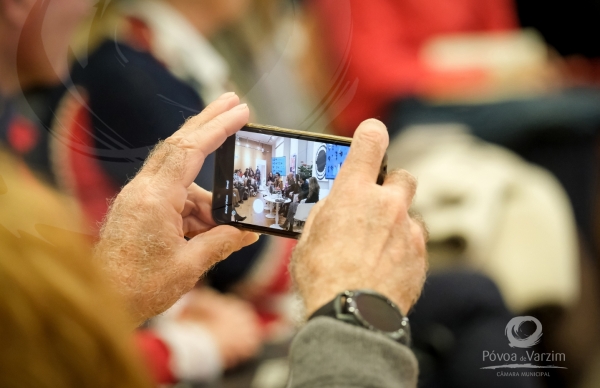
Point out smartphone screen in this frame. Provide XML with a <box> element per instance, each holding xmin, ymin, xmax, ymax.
<box><xmin>212</xmin><ymin>124</ymin><xmax>351</xmax><ymax>239</ymax></box>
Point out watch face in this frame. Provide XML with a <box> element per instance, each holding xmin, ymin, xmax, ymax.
<box><xmin>354</xmin><ymin>293</ymin><xmax>405</xmax><ymax>332</ymax></box>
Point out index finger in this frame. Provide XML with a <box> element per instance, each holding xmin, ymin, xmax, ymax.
<box><xmin>335</xmin><ymin>119</ymin><xmax>389</xmax><ymax>187</ymax></box>
<box><xmin>140</xmin><ymin>103</ymin><xmax>249</xmax><ymax>187</ymax></box>
<box><xmin>167</xmin><ymin>92</ymin><xmax>240</xmax><ymax>143</ymax></box>
<box><xmin>177</xmin><ymin>104</ymin><xmax>250</xmax><ymax>186</ymax></box>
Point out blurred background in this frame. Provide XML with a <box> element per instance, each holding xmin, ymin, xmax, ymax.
<box><xmin>2</xmin><ymin>0</ymin><xmax>600</xmax><ymax>387</ymax></box>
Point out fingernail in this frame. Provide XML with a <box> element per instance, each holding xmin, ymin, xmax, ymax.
<box><xmin>234</xmin><ymin>103</ymin><xmax>248</xmax><ymax>111</ymax></box>
<box><xmin>219</xmin><ymin>92</ymin><xmax>236</xmax><ymax>100</ymax></box>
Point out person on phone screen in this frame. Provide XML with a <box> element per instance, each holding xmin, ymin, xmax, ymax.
<box><xmin>282</xmin><ymin>177</ymin><xmax>320</xmax><ymax>231</ymax></box>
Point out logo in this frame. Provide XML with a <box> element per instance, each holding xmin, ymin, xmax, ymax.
<box><xmin>481</xmin><ymin>316</ymin><xmax>566</xmax><ymax>376</ymax></box>
<box><xmin>505</xmin><ymin>316</ymin><xmax>543</xmax><ymax>348</ymax></box>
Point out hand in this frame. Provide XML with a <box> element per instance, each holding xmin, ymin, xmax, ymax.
<box><xmin>94</xmin><ymin>93</ymin><xmax>259</xmax><ymax>326</ymax></box>
<box><xmin>290</xmin><ymin>119</ymin><xmax>428</xmax><ymax>317</ymax></box>
<box><xmin>178</xmin><ymin>288</ymin><xmax>263</xmax><ymax>369</ymax></box>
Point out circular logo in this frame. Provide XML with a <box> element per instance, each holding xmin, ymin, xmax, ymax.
<box><xmin>505</xmin><ymin>316</ymin><xmax>543</xmax><ymax>348</ymax></box>
<box><xmin>315</xmin><ymin>144</ymin><xmax>327</xmax><ymax>180</ymax></box>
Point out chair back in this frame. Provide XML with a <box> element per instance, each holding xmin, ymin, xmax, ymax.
<box><xmin>294</xmin><ymin>203</ymin><xmax>316</xmax><ymax>222</ymax></box>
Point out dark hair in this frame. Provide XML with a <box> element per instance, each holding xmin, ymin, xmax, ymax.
<box><xmin>308</xmin><ymin>177</ymin><xmax>320</xmax><ymax>198</ymax></box>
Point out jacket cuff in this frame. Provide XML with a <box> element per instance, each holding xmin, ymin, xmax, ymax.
<box><xmin>288</xmin><ymin>317</ymin><xmax>419</xmax><ymax>388</ymax></box>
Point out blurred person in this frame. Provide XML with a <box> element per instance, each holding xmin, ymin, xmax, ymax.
<box><xmin>232</xmin><ymin>186</ymin><xmax>242</xmax><ymax>207</ymax></box>
<box><xmin>409</xmin><ymin>270</ymin><xmax>543</xmax><ymax>388</ymax></box>
<box><xmin>282</xmin><ymin>176</ymin><xmax>319</xmax><ymax>231</ymax></box>
<box><xmin>234</xmin><ymin>169</ymin><xmax>248</xmax><ymax>202</ymax></box>
<box><xmin>285</xmin><ymin>173</ymin><xmax>299</xmax><ymax>198</ymax></box>
<box><xmin>266</xmin><ymin>171</ymin><xmax>275</xmax><ymax>185</ymax></box>
<box><xmin>0</xmin><ymin>151</ymin><xmax>152</xmax><ymax>388</ymax></box>
<box><xmin>0</xmin><ymin>0</ymin><xmax>89</xmax><ymax>95</ymax></box>
<box><xmin>255</xmin><ymin>166</ymin><xmax>261</xmax><ymax>186</ymax></box>
<box><xmin>280</xmin><ymin>173</ymin><xmax>299</xmax><ymax>215</ymax></box>
<box><xmin>303</xmin><ymin>0</ymin><xmax>600</xmax><ymax>137</ymax></box>
<box><xmin>0</xmin><ymin>0</ymin><xmax>90</xmax><ymax>178</ymax></box>
<box><xmin>273</xmin><ymin>172</ymin><xmax>284</xmax><ymax>191</ymax></box>
<box><xmin>299</xmin><ymin>174</ymin><xmax>309</xmax><ymax>200</ymax></box>
<box><xmin>246</xmin><ymin>175</ymin><xmax>257</xmax><ymax>193</ymax></box>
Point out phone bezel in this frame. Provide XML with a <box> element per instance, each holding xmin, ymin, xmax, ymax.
<box><xmin>212</xmin><ymin>123</ymin><xmax>352</xmax><ymax>239</ymax></box>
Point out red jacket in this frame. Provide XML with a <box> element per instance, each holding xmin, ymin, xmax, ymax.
<box><xmin>307</xmin><ymin>0</ymin><xmax>518</xmax><ymax>135</ymax></box>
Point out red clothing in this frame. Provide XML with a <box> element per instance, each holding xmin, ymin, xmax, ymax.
<box><xmin>307</xmin><ymin>0</ymin><xmax>518</xmax><ymax>136</ymax></box>
<box><xmin>136</xmin><ymin>330</ymin><xmax>176</xmax><ymax>384</ymax></box>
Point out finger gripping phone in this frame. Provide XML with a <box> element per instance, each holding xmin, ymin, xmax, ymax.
<box><xmin>212</xmin><ymin>124</ymin><xmax>352</xmax><ymax>239</ymax></box>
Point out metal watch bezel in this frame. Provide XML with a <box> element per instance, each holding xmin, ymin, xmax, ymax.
<box><xmin>333</xmin><ymin>290</ymin><xmax>410</xmax><ymax>344</ymax></box>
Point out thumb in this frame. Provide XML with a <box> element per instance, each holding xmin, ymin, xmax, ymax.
<box><xmin>180</xmin><ymin>226</ymin><xmax>260</xmax><ymax>273</ymax></box>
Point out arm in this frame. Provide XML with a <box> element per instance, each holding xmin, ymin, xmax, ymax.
<box><xmin>288</xmin><ymin>318</ymin><xmax>418</xmax><ymax>388</ymax></box>
<box><xmin>288</xmin><ymin>120</ymin><xmax>428</xmax><ymax>387</ymax></box>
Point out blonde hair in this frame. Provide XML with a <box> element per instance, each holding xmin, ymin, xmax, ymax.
<box><xmin>0</xmin><ymin>150</ymin><xmax>151</xmax><ymax>388</ymax></box>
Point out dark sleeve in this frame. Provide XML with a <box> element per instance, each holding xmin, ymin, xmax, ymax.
<box><xmin>409</xmin><ymin>271</ymin><xmax>543</xmax><ymax>388</ymax></box>
<box><xmin>71</xmin><ymin>40</ymin><xmax>213</xmax><ymax>189</ymax></box>
<box><xmin>288</xmin><ymin>317</ymin><xmax>418</xmax><ymax>388</ymax></box>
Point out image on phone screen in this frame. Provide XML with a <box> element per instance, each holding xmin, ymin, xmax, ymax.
<box><xmin>212</xmin><ymin>125</ymin><xmax>351</xmax><ymax>238</ymax></box>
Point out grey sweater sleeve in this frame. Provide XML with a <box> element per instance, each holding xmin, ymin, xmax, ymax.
<box><xmin>287</xmin><ymin>317</ymin><xmax>419</xmax><ymax>388</ymax></box>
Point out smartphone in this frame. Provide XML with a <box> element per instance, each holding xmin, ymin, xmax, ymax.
<box><xmin>212</xmin><ymin>123</ymin><xmax>353</xmax><ymax>239</ymax></box>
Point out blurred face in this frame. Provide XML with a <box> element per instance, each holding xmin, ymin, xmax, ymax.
<box><xmin>16</xmin><ymin>0</ymin><xmax>91</xmax><ymax>90</ymax></box>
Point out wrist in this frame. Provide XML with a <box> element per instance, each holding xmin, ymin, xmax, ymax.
<box><xmin>303</xmin><ymin>286</ymin><xmax>406</xmax><ymax>319</ymax></box>
<box><xmin>308</xmin><ymin>290</ymin><xmax>411</xmax><ymax>346</ymax></box>
<box><xmin>304</xmin><ymin>294</ymin><xmax>336</xmax><ymax>319</ymax></box>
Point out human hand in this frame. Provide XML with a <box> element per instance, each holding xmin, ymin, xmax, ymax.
<box><xmin>178</xmin><ymin>288</ymin><xmax>263</xmax><ymax>369</ymax></box>
<box><xmin>94</xmin><ymin>93</ymin><xmax>259</xmax><ymax>326</ymax></box>
<box><xmin>290</xmin><ymin>119</ymin><xmax>428</xmax><ymax>317</ymax></box>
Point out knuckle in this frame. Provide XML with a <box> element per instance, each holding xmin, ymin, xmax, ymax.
<box><xmin>216</xmin><ymin>240</ymin><xmax>234</xmax><ymax>260</ymax></box>
<box><xmin>206</xmin><ymin>115</ymin><xmax>226</xmax><ymax>132</ymax></box>
<box><xmin>139</xmin><ymin>191</ymin><xmax>162</xmax><ymax>210</ymax></box>
<box><xmin>399</xmin><ymin>169</ymin><xmax>417</xmax><ymax>188</ymax></box>
<box><xmin>388</xmin><ymin>169</ymin><xmax>418</xmax><ymax>198</ymax></box>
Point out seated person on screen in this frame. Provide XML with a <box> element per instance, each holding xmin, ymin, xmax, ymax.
<box><xmin>282</xmin><ymin>177</ymin><xmax>320</xmax><ymax>231</ymax></box>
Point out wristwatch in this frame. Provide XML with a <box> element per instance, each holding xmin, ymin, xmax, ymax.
<box><xmin>309</xmin><ymin>290</ymin><xmax>411</xmax><ymax>346</ymax></box>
